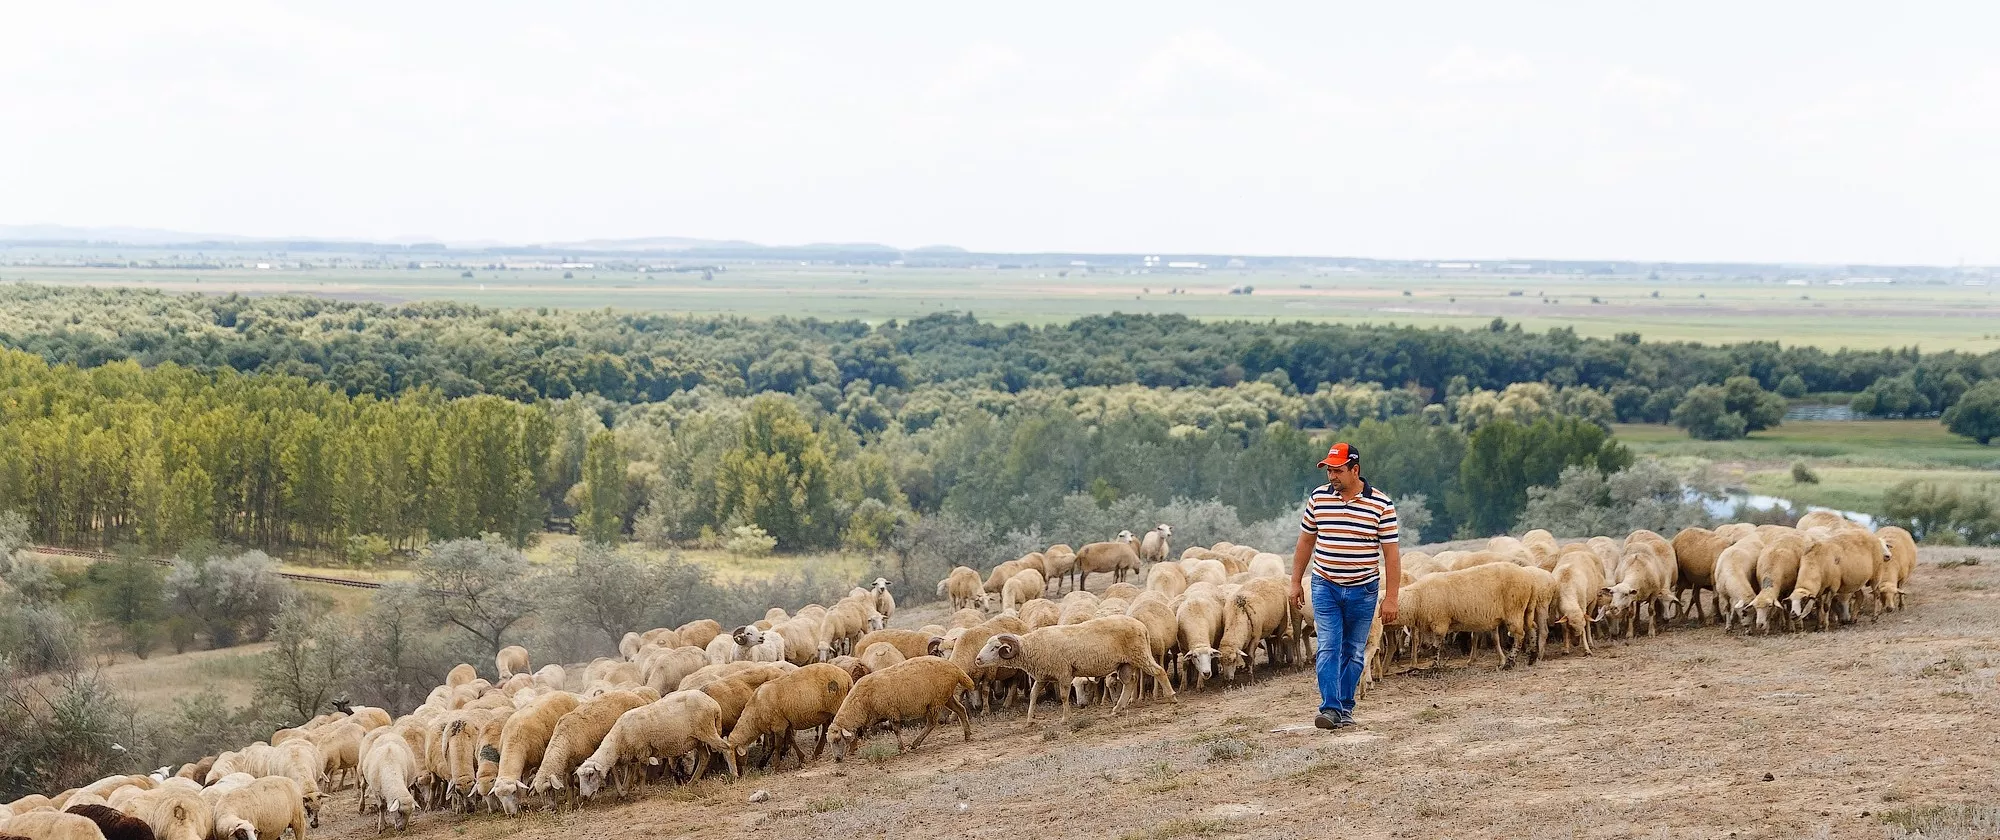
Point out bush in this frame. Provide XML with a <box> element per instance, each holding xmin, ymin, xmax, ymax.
<box><xmin>1944</xmin><ymin>380</ymin><xmax>2000</xmax><ymax>445</ymax></box>
<box><xmin>1880</xmin><ymin>480</ymin><xmax>2000</xmax><ymax>544</ymax></box>
<box><xmin>1516</xmin><ymin>460</ymin><xmax>1714</xmax><ymax>537</ymax></box>
<box><xmin>0</xmin><ymin>668</ymin><xmax>133</xmax><ymax>800</ymax></box>
<box><xmin>1790</xmin><ymin>461</ymin><xmax>1820</xmax><ymax>484</ymax></box>
<box><xmin>163</xmin><ymin>550</ymin><xmax>292</xmax><ymax>648</ymax></box>
<box><xmin>0</xmin><ymin>596</ymin><xmax>86</xmax><ymax>674</ymax></box>
<box><xmin>725</xmin><ymin>525</ymin><xmax>777</xmax><ymax>557</ymax></box>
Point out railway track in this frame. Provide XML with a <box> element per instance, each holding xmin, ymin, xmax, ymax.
<box><xmin>27</xmin><ymin>544</ymin><xmax>391</xmax><ymax>590</ymax></box>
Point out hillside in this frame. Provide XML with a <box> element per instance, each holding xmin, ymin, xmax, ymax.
<box><xmin>280</xmin><ymin>548</ymin><xmax>2000</xmax><ymax>840</ymax></box>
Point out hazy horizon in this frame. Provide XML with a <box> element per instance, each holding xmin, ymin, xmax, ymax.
<box><xmin>5</xmin><ymin>3</ymin><xmax>1998</xmax><ymax>265</ymax></box>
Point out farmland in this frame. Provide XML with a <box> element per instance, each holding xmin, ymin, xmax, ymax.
<box><xmin>1615</xmin><ymin>419</ymin><xmax>2000</xmax><ymax>513</ymax></box>
<box><xmin>8</xmin><ymin>262</ymin><xmax>2000</xmax><ymax>350</ymax></box>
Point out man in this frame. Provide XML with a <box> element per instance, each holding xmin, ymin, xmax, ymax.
<box><xmin>1289</xmin><ymin>441</ymin><xmax>1399</xmax><ymax>730</ymax></box>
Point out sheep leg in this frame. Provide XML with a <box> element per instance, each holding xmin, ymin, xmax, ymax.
<box><xmin>947</xmin><ymin>696</ymin><xmax>973</xmax><ymax>742</ymax></box>
<box><xmin>690</xmin><ymin>747</ymin><xmax>712</xmax><ymax>782</ymax></box>
<box><xmin>1025</xmin><ymin>676</ymin><xmax>1041</xmax><ymax>722</ymax></box>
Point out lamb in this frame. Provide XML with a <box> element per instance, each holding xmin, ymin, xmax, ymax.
<box><xmin>1</xmin><ymin>812</ymin><xmax>107</xmax><ymax>840</ymax></box>
<box><xmin>1751</xmin><ymin>530</ymin><xmax>1809</xmax><ymax>633</ymax></box>
<box><xmin>938</xmin><ymin>566</ymin><xmax>984</xmax><ymax>610</ymax></box>
<box><xmin>1713</xmin><ymin>535</ymin><xmax>1765</xmax><ymax>633</ymax></box>
<box><xmin>1073</xmin><ymin>540</ymin><xmax>1143</xmax><ymax>592</ymax></box>
<box><xmin>574</xmin><ymin>691</ymin><xmax>736</xmax><ymax>798</ymax></box>
<box><xmin>1875</xmin><ymin>525</ymin><xmax>1918</xmax><ymax>611</ymax></box>
<box><xmin>858</xmin><ymin>642</ymin><xmax>907</xmax><ymax>674</ymax></box>
<box><xmin>488</xmin><ymin>691</ymin><xmax>581</xmax><ymax>815</ymax></box>
<box><xmin>1001</xmin><ymin>568</ymin><xmax>1046</xmax><ymax>611</ymax></box>
<box><xmin>639</xmin><ymin>647</ymin><xmax>712</xmax><ymax>696</ymax></box>
<box><xmin>674</xmin><ymin>619</ymin><xmax>723</xmax><ymax>651</ymax></box>
<box><xmin>1599</xmin><ymin>530</ymin><xmax>1678</xmax><ymax>639</ymax></box>
<box><xmin>123</xmin><ymin>788</ymin><xmax>208</xmax><ymax>840</ymax></box>
<box><xmin>209</xmin><ymin>777</ymin><xmax>306</xmax><ymax>840</ymax></box>
<box><xmin>1217</xmin><ymin>577</ymin><xmax>1296</xmax><ymax>680</ymax></box>
<box><xmin>851</xmin><ymin>628</ymin><xmax>936</xmax><ymax>661</ymax></box>
<box><xmin>723</xmin><ymin>663</ymin><xmax>853</xmax><ymax>770</ymax></box>
<box><xmin>1551</xmin><ymin>546</ymin><xmax>1605</xmax><ymax>655</ymax></box>
<box><xmin>1138</xmin><ymin>524</ymin><xmax>1173</xmax><ymax>565</ymax></box>
<box><xmin>495</xmin><ymin>646</ymin><xmax>530</xmax><ymax>680</ymax></box>
<box><xmin>359</xmin><ymin>735</ymin><xmax>417</xmax><ymax>832</ymax></box>
<box><xmin>527</xmin><ymin>689</ymin><xmax>656</xmax><ymax>810</ymax></box>
<box><xmin>63</xmin><ymin>805</ymin><xmax>151</xmax><ymax>840</ymax></box>
<box><xmin>828</xmin><ymin>657</ymin><xmax>975</xmax><ymax>760</ymax></box>
<box><xmin>973</xmin><ymin>615</ymin><xmax>1174</xmax><ymax>721</ymax></box>
<box><xmin>1173</xmin><ymin>586</ymin><xmax>1227</xmax><ymax>690</ymax></box>
<box><xmin>869</xmin><ymin>577</ymin><xmax>896</xmax><ymax>622</ymax></box>
<box><xmin>1389</xmin><ymin>563</ymin><xmax>1542</xmax><ymax>670</ymax></box>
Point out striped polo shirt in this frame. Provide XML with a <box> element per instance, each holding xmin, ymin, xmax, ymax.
<box><xmin>1299</xmin><ymin>481</ymin><xmax>1398</xmax><ymax>585</ymax></box>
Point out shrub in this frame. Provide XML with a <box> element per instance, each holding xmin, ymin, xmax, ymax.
<box><xmin>1790</xmin><ymin>461</ymin><xmax>1820</xmax><ymax>484</ymax></box>
<box><xmin>1516</xmin><ymin>460</ymin><xmax>1714</xmax><ymax>537</ymax></box>
<box><xmin>725</xmin><ymin>525</ymin><xmax>777</xmax><ymax>557</ymax></box>
<box><xmin>163</xmin><ymin>549</ymin><xmax>292</xmax><ymax>648</ymax></box>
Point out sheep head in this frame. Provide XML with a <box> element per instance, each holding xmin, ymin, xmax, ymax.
<box><xmin>1183</xmin><ymin>645</ymin><xmax>1219</xmax><ymax>678</ymax></box>
<box><xmin>305</xmin><ymin>792</ymin><xmax>324</xmax><ymax>827</ymax></box>
<box><xmin>973</xmin><ymin>634</ymin><xmax>1022</xmax><ymax>668</ymax></box>
<box><xmin>223</xmin><ymin>817</ymin><xmax>257</xmax><ymax>840</ymax></box>
<box><xmin>573</xmin><ymin>761</ymin><xmax>607</xmax><ymax>800</ymax></box>
<box><xmin>1598</xmin><ymin>584</ymin><xmax>1641</xmax><ymax>619</ymax></box>
<box><xmin>491</xmin><ymin>778</ymin><xmax>524</xmax><ymax>815</ymax></box>
<box><xmin>872</xmin><ymin>577</ymin><xmax>891</xmax><ymax>590</ymax></box>
<box><xmin>731</xmin><ymin>626</ymin><xmax>762</xmax><ymax>648</ymax></box>
<box><xmin>925</xmin><ymin>636</ymin><xmax>945</xmax><ymax>657</ymax></box>
<box><xmin>828</xmin><ymin>727</ymin><xmax>860</xmax><ymax>762</ymax></box>
<box><xmin>1216</xmin><ymin>647</ymin><xmax>1248</xmax><ymax>681</ymax></box>
<box><xmin>1156</xmin><ymin>524</ymin><xmax>1173</xmax><ymax>536</ymax></box>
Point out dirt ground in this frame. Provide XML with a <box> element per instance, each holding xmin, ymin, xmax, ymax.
<box><xmin>303</xmin><ymin>547</ymin><xmax>2000</xmax><ymax>840</ymax></box>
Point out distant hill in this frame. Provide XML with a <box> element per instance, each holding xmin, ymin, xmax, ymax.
<box><xmin>0</xmin><ymin>224</ymin><xmax>262</xmax><ymax>244</ymax></box>
<box><xmin>543</xmin><ymin>235</ymin><xmax>762</xmax><ymax>252</ymax></box>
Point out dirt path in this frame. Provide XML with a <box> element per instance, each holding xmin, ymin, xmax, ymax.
<box><xmin>312</xmin><ymin>549</ymin><xmax>2000</xmax><ymax>840</ymax></box>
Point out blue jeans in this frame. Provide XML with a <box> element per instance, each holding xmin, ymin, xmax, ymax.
<box><xmin>1311</xmin><ymin>575</ymin><xmax>1379</xmax><ymax>717</ymax></box>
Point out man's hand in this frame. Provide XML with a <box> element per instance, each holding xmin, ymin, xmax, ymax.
<box><xmin>1288</xmin><ymin>578</ymin><xmax>1305</xmax><ymax>610</ymax></box>
<box><xmin>1380</xmin><ymin>595</ymin><xmax>1399</xmax><ymax>625</ymax></box>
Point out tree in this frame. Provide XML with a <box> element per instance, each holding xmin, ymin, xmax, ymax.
<box><xmin>1516</xmin><ymin>460</ymin><xmax>1713</xmax><ymax>536</ymax></box>
<box><xmin>716</xmin><ymin>396</ymin><xmax>837</xmax><ymax>549</ymax></box>
<box><xmin>1671</xmin><ymin>385</ymin><xmax>1748</xmax><ymax>440</ymax></box>
<box><xmin>348</xmin><ymin>582</ymin><xmax>445</xmax><ymax>712</ymax></box>
<box><xmin>576</xmin><ymin>430</ymin><xmax>626</xmax><ymax>544</ymax></box>
<box><xmin>1776</xmin><ymin>373</ymin><xmax>1807</xmax><ymax>399</ymax></box>
<box><xmin>257</xmin><ymin>602</ymin><xmax>357</xmax><ymax>723</ymax></box>
<box><xmin>416</xmin><ymin>537</ymin><xmax>539</xmax><ymax>659</ymax></box>
<box><xmin>551</xmin><ymin>542</ymin><xmax>709</xmax><ymax>647</ymax></box>
<box><xmin>162</xmin><ymin>550</ymin><xmax>291</xmax><ymax>648</ymax></box>
<box><xmin>1721</xmin><ymin>376</ymin><xmax>1786</xmax><ymax>432</ymax></box>
<box><xmin>1451</xmin><ymin>417</ymin><xmax>1631</xmax><ymax>536</ymax></box>
<box><xmin>86</xmin><ymin>546</ymin><xmax>164</xmax><ymax>658</ymax></box>
<box><xmin>1944</xmin><ymin>381</ymin><xmax>2000</xmax><ymax>445</ymax></box>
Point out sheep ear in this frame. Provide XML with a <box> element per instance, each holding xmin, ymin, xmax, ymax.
<box><xmin>1599</xmin><ymin>586</ymin><xmax>1613</xmax><ymax>595</ymax></box>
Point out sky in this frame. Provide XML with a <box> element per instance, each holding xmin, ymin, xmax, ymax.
<box><xmin>3</xmin><ymin>2</ymin><xmax>1998</xmax><ymax>264</ymax></box>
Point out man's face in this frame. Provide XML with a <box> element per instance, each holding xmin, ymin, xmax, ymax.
<box><xmin>1326</xmin><ymin>462</ymin><xmax>1357</xmax><ymax>484</ymax></box>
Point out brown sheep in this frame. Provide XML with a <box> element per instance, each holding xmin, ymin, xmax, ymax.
<box><xmin>1389</xmin><ymin>563</ymin><xmax>1541</xmax><ymax>670</ymax></box>
<box><xmin>850</xmin><ymin>629</ymin><xmax>934</xmax><ymax>662</ymax></box>
<box><xmin>490</xmin><ymin>691</ymin><xmax>581</xmax><ymax>815</ymax></box>
<box><xmin>1073</xmin><ymin>540</ymin><xmax>1143</xmax><ymax>592</ymax></box>
<box><xmin>828</xmin><ymin>657</ymin><xmax>975</xmax><ymax>760</ymax></box>
<box><xmin>724</xmin><ymin>663</ymin><xmax>853</xmax><ymax>770</ymax></box>
<box><xmin>973</xmin><ymin>616</ymin><xmax>1173</xmax><ymax>721</ymax></box>
<box><xmin>495</xmin><ymin>646</ymin><xmax>530</xmax><ymax>680</ymax></box>
<box><xmin>575</xmin><ymin>692</ymin><xmax>737</xmax><ymax>798</ymax></box>
<box><xmin>1875</xmin><ymin>525</ymin><xmax>1918</xmax><ymax>611</ymax></box>
<box><xmin>1600</xmin><ymin>530</ymin><xmax>1677</xmax><ymax>639</ymax></box>
<box><xmin>1670</xmin><ymin>526</ymin><xmax>1744</xmax><ymax>625</ymax></box>
<box><xmin>1751</xmin><ymin>529</ymin><xmax>1809</xmax><ymax>633</ymax></box>
<box><xmin>937</xmin><ymin>566</ymin><xmax>984</xmax><ymax>610</ymax></box>
<box><xmin>528</xmin><ymin>689</ymin><xmax>656</xmax><ymax>810</ymax></box>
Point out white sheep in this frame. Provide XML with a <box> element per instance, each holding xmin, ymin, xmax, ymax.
<box><xmin>1001</xmin><ymin>568</ymin><xmax>1046</xmax><ymax>612</ymax></box>
<box><xmin>1246</xmin><ymin>552</ymin><xmax>1286</xmax><ymax>579</ymax></box>
<box><xmin>1145</xmin><ymin>563</ymin><xmax>1188</xmax><ymax>599</ymax></box>
<box><xmin>1389</xmin><ymin>563</ymin><xmax>1543</xmax><ymax>670</ymax></box>
<box><xmin>1875</xmin><ymin>525</ymin><xmax>1917</xmax><ymax>611</ymax></box>
<box><xmin>1138</xmin><ymin>524</ymin><xmax>1173</xmax><ymax>565</ymax></box>
<box><xmin>972</xmin><ymin>615</ymin><xmax>1174</xmax><ymax>721</ymax></box>
<box><xmin>495</xmin><ymin>646</ymin><xmax>530</xmax><ymax>680</ymax></box>
<box><xmin>870</xmin><ymin>577</ymin><xmax>896</xmax><ymax>622</ymax></box>
<box><xmin>1551</xmin><ymin>546</ymin><xmax>1605</xmax><ymax>655</ymax></box>
<box><xmin>1</xmin><ymin>811</ymin><xmax>108</xmax><ymax>840</ymax></box>
<box><xmin>1712</xmin><ymin>534</ymin><xmax>1765</xmax><ymax>633</ymax></box>
<box><xmin>1173</xmin><ymin>585</ymin><xmax>1226</xmax><ymax>690</ymax></box>
<box><xmin>123</xmin><ymin>787</ymin><xmax>212</xmax><ymax>840</ymax></box>
<box><xmin>209</xmin><ymin>776</ymin><xmax>306</xmax><ymax>840</ymax></box>
<box><xmin>359</xmin><ymin>735</ymin><xmax>417</xmax><ymax>832</ymax></box>
<box><xmin>575</xmin><ymin>691</ymin><xmax>737</xmax><ymax>798</ymax></box>
<box><xmin>938</xmin><ymin>566</ymin><xmax>984</xmax><ymax>610</ymax></box>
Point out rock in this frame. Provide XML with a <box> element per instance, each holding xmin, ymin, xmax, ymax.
<box><xmin>749</xmin><ymin>789</ymin><xmax>770</xmax><ymax>803</ymax></box>
<box><xmin>1762</xmin><ymin>773</ymin><xmax>1775</xmax><ymax>782</ymax></box>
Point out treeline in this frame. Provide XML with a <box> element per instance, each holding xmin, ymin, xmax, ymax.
<box><xmin>1</xmin><ymin>285</ymin><xmax>1988</xmax><ymax>421</ymax></box>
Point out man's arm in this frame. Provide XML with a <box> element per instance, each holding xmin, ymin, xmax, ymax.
<box><xmin>1380</xmin><ymin>541</ymin><xmax>1401</xmax><ymax>623</ymax></box>
<box><xmin>1288</xmin><ymin>530</ymin><xmax>1314</xmax><ymax>608</ymax></box>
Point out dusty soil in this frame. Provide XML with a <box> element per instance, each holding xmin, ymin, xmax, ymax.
<box><xmin>306</xmin><ymin>548</ymin><xmax>2000</xmax><ymax>840</ymax></box>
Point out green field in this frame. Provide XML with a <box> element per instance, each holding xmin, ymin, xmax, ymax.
<box><xmin>11</xmin><ymin>264</ymin><xmax>2000</xmax><ymax>350</ymax></box>
<box><xmin>1614</xmin><ymin>419</ymin><xmax>2000</xmax><ymax>513</ymax></box>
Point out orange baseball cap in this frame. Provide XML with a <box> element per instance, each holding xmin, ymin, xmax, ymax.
<box><xmin>1317</xmin><ymin>442</ymin><xmax>1358</xmax><ymax>469</ymax></box>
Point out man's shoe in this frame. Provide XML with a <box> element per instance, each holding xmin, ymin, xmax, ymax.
<box><xmin>1335</xmin><ymin>710</ymin><xmax>1357</xmax><ymax>728</ymax></box>
<box><xmin>1313</xmin><ymin>712</ymin><xmax>1340</xmax><ymax>730</ymax></box>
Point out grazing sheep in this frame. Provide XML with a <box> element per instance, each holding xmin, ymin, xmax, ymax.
<box><xmin>1057</xmin><ymin>590</ymin><xmax>1101</xmax><ymax>625</ymax></box>
<box><xmin>676</xmin><ymin>661</ymin><xmax>793</xmax><ymax>693</ymax></box>
<box><xmin>1390</xmin><ymin>563</ymin><xmax>1542</xmax><ymax>670</ymax></box>
<box><xmin>1486</xmin><ymin>535</ymin><xmax>1534</xmax><ymax>566</ymax></box>
<box><xmin>1823</xmin><ymin>526</ymin><xmax>1885</xmax><ymax>624</ymax></box>
<box><xmin>1520</xmin><ymin>529</ymin><xmax>1560</xmax><ymax>570</ymax></box>
<box><xmin>1138</xmin><ymin>524</ymin><xmax>1173</xmax><ymax>565</ymax></box>
<box><xmin>1016</xmin><ymin>598</ymin><xmax>1061</xmax><ymax>631</ymax></box>
<box><xmin>851</xmin><ymin>628</ymin><xmax>936</xmax><ymax>662</ymax></box>
<box><xmin>1671</xmin><ymin>526</ymin><xmax>1746</xmax><ymax>625</ymax></box>
<box><xmin>673</xmin><ymin>619</ymin><xmax>723</xmax><ymax>652</ymax></box>
<box><xmin>1103</xmin><ymin>582</ymin><xmax>1142</xmax><ymax>603</ymax></box>
<box><xmin>1217</xmin><ymin>577</ymin><xmax>1296</xmax><ymax>680</ymax></box>
<box><xmin>495</xmin><ymin>646</ymin><xmax>529</xmax><ymax>680</ymax></box>
<box><xmin>63</xmin><ymin>805</ymin><xmax>151</xmax><ymax>840</ymax></box>
<box><xmin>1173</xmin><ymin>586</ymin><xmax>1227</xmax><ymax>690</ymax></box>
<box><xmin>575</xmin><ymin>691</ymin><xmax>736</xmax><ymax>799</ymax></box>
<box><xmin>1796</xmin><ymin>510</ymin><xmax>1850</xmax><ymax>532</ymax></box>
<box><xmin>1551</xmin><ymin>546</ymin><xmax>1606</xmax><ymax>655</ymax></box>
<box><xmin>1713</xmin><ymin>535</ymin><xmax>1766</xmax><ymax>633</ymax></box>
<box><xmin>828</xmin><ymin>657</ymin><xmax>975</xmax><ymax>761</ymax></box>
<box><xmin>818</xmin><ymin>599</ymin><xmax>879</xmax><ymax>658</ymax></box>
<box><xmin>1074</xmin><ymin>540</ymin><xmax>1143</xmax><ymax>592</ymax></box>
<box><xmin>938</xmin><ymin>567</ymin><xmax>984</xmax><ymax>610</ymax></box>
<box><xmin>489</xmin><ymin>691</ymin><xmax>582</xmax><ymax>815</ymax></box>
<box><xmin>445</xmin><ymin>664</ymin><xmax>478</xmax><ymax>689</ymax></box>
<box><xmin>2</xmin><ymin>812</ymin><xmax>107</xmax><ymax>840</ymax></box>
<box><xmin>1001</xmin><ymin>568</ymin><xmax>1046</xmax><ymax>611</ymax></box>
<box><xmin>858</xmin><ymin>642</ymin><xmax>907</xmax><ymax>674</ymax></box>
<box><xmin>639</xmin><ymin>647</ymin><xmax>712</xmax><ymax>696</ymax></box>
<box><xmin>269</xmin><ymin>738</ymin><xmax>327</xmax><ymax>826</ymax></box>
<box><xmin>1752</xmin><ymin>530</ymin><xmax>1809</xmax><ymax>634</ymax></box>
<box><xmin>1123</xmin><ymin>596</ymin><xmax>1179</xmax><ymax>699</ymax></box>
<box><xmin>723</xmin><ymin>664</ymin><xmax>853</xmax><ymax>771</ymax></box>
<box><xmin>173</xmin><ymin>759</ymin><xmax>214</xmax><ymax>785</ymax></box>
<box><xmin>437</xmin><ymin>711</ymin><xmax>495</xmax><ymax>813</ymax></box>
<box><xmin>1145</xmin><ymin>563</ymin><xmax>1188</xmax><ymax>599</ymax></box>
<box><xmin>1247</xmin><ymin>553</ymin><xmax>1286</xmax><ymax>579</ymax></box>
<box><xmin>528</xmin><ymin>689</ymin><xmax>656</xmax><ymax>810</ymax></box>
<box><xmin>1599</xmin><ymin>530</ymin><xmax>1678</xmax><ymax>639</ymax></box>
<box><xmin>208</xmin><ymin>777</ymin><xmax>306</xmax><ymax>840</ymax></box>
<box><xmin>1875</xmin><ymin>525</ymin><xmax>1918</xmax><ymax>611</ymax></box>
<box><xmin>981</xmin><ymin>560</ymin><xmax>1030</xmax><ymax>596</ymax></box>
<box><xmin>1445</xmin><ymin>550</ymin><xmax>1514</xmax><ymax>571</ymax></box>
<box><xmin>973</xmin><ymin>616</ymin><xmax>1174</xmax><ymax>721</ymax></box>
<box><xmin>1585</xmin><ymin>537</ymin><xmax>1622</xmax><ymax>581</ymax></box>
<box><xmin>122</xmin><ymin>790</ymin><xmax>209</xmax><ymax>840</ymax></box>
<box><xmin>1399</xmin><ymin>550</ymin><xmax>1443</xmax><ymax>582</ymax></box>
<box><xmin>1185</xmin><ymin>559</ymin><xmax>1227</xmax><ymax>588</ymax></box>
<box><xmin>945</xmin><ymin>608</ymin><xmax>988</xmax><ymax>630</ymax></box>
<box><xmin>360</xmin><ymin>736</ymin><xmax>417</xmax><ymax>832</ymax></box>
<box><xmin>1041</xmin><ymin>547</ymin><xmax>1078</xmax><ymax>593</ymax></box>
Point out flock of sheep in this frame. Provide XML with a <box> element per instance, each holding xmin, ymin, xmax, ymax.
<box><xmin>0</xmin><ymin>513</ymin><xmax>1919</xmax><ymax>840</ymax></box>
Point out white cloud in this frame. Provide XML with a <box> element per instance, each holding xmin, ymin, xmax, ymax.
<box><xmin>926</xmin><ymin>44</ymin><xmax>1025</xmax><ymax>102</ymax></box>
<box><xmin>1429</xmin><ymin>48</ymin><xmax>1535</xmax><ymax>84</ymax></box>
